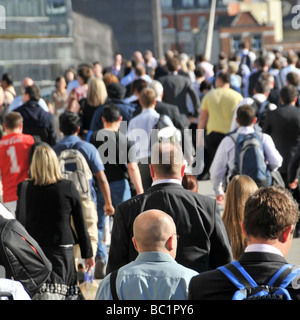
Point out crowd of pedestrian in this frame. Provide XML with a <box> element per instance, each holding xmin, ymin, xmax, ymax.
<box><xmin>0</xmin><ymin>44</ymin><xmax>300</xmax><ymax>301</ymax></box>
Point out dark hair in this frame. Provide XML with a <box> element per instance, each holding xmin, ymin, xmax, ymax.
<box><xmin>255</xmin><ymin>56</ymin><xmax>267</xmax><ymax>68</ymax></box>
<box><xmin>55</xmin><ymin>76</ymin><xmax>66</xmax><ymax>89</ymax></box>
<box><xmin>216</xmin><ymin>71</ymin><xmax>231</xmax><ymax>84</ymax></box>
<box><xmin>24</xmin><ymin>84</ymin><xmax>40</xmax><ymax>102</ymax></box>
<box><xmin>59</xmin><ymin>110</ymin><xmax>81</xmax><ymax>135</ymax></box>
<box><xmin>102</xmin><ymin>104</ymin><xmax>121</xmax><ymax>123</ymax></box>
<box><xmin>286</xmin><ymin>72</ymin><xmax>300</xmax><ymax>87</ymax></box>
<box><xmin>280</xmin><ymin>85</ymin><xmax>298</xmax><ymax>105</ymax></box>
<box><xmin>182</xmin><ymin>174</ymin><xmax>199</xmax><ymax>193</ymax></box>
<box><xmin>244</xmin><ymin>186</ymin><xmax>299</xmax><ymax>240</ymax></box>
<box><xmin>254</xmin><ymin>79</ymin><xmax>270</xmax><ymax>94</ymax></box>
<box><xmin>237</xmin><ymin>105</ymin><xmax>256</xmax><ymax>126</ymax></box>
<box><xmin>130</xmin><ymin>78</ymin><xmax>148</xmax><ymax>95</ymax></box>
<box><xmin>200</xmin><ymin>79</ymin><xmax>212</xmax><ymax>93</ymax></box>
<box><xmin>2</xmin><ymin>73</ymin><xmax>13</xmax><ymax>86</ymax></box>
<box><xmin>166</xmin><ymin>57</ymin><xmax>179</xmax><ymax>72</ymax></box>
<box><xmin>77</xmin><ymin>63</ymin><xmax>93</xmax><ymax>84</ymax></box>
<box><xmin>194</xmin><ymin>66</ymin><xmax>205</xmax><ymax>78</ymax></box>
<box><xmin>4</xmin><ymin>112</ymin><xmax>23</xmax><ymax>129</ymax></box>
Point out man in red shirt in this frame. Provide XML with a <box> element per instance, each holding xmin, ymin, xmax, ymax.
<box><xmin>0</xmin><ymin>112</ymin><xmax>34</xmax><ymax>215</ymax></box>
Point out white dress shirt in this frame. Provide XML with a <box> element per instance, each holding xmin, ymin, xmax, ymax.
<box><xmin>127</xmin><ymin>108</ymin><xmax>174</xmax><ymax>160</ymax></box>
<box><xmin>245</xmin><ymin>244</ymin><xmax>283</xmax><ymax>257</ymax></box>
<box><xmin>209</xmin><ymin>126</ymin><xmax>283</xmax><ymax>196</ymax></box>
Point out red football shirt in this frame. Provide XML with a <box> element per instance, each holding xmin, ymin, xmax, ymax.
<box><xmin>0</xmin><ymin>133</ymin><xmax>34</xmax><ymax>202</ymax></box>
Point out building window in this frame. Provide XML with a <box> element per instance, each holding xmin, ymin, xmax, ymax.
<box><xmin>162</xmin><ymin>17</ymin><xmax>169</xmax><ymax>28</ymax></box>
<box><xmin>198</xmin><ymin>16</ymin><xmax>206</xmax><ymax>28</ymax></box>
<box><xmin>182</xmin><ymin>0</ymin><xmax>194</xmax><ymax>7</ymax></box>
<box><xmin>182</xmin><ymin>16</ymin><xmax>191</xmax><ymax>30</ymax></box>
<box><xmin>161</xmin><ymin>0</ymin><xmax>172</xmax><ymax>8</ymax></box>
<box><xmin>251</xmin><ymin>34</ymin><xmax>262</xmax><ymax>52</ymax></box>
<box><xmin>198</xmin><ymin>0</ymin><xmax>209</xmax><ymax>7</ymax></box>
<box><xmin>46</xmin><ymin>0</ymin><xmax>67</xmax><ymax>15</ymax></box>
<box><xmin>231</xmin><ymin>35</ymin><xmax>242</xmax><ymax>53</ymax></box>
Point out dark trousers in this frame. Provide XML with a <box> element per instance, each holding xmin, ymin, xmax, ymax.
<box><xmin>205</xmin><ymin>131</ymin><xmax>226</xmax><ymax>167</ymax></box>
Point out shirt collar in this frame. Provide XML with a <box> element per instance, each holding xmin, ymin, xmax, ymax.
<box><xmin>152</xmin><ymin>179</ymin><xmax>182</xmax><ymax>186</ymax></box>
<box><xmin>245</xmin><ymin>244</ymin><xmax>283</xmax><ymax>257</ymax></box>
<box><xmin>237</xmin><ymin>126</ymin><xmax>255</xmax><ymax>134</ymax></box>
<box><xmin>136</xmin><ymin>251</ymin><xmax>176</xmax><ymax>263</ymax></box>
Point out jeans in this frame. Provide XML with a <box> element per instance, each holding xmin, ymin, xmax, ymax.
<box><xmin>96</xmin><ymin>179</ymin><xmax>131</xmax><ymax>261</ymax></box>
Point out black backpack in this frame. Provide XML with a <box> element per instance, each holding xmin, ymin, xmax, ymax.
<box><xmin>0</xmin><ymin>215</ymin><xmax>52</xmax><ymax>298</ymax></box>
<box><xmin>218</xmin><ymin>261</ymin><xmax>300</xmax><ymax>300</ymax></box>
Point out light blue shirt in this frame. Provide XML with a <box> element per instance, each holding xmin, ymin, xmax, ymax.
<box><xmin>8</xmin><ymin>95</ymin><xmax>49</xmax><ymax>113</ymax></box>
<box><xmin>127</xmin><ymin>108</ymin><xmax>174</xmax><ymax>160</ymax></box>
<box><xmin>95</xmin><ymin>251</ymin><xmax>198</xmax><ymax>300</ymax></box>
<box><xmin>53</xmin><ymin>135</ymin><xmax>105</xmax><ymax>202</ymax></box>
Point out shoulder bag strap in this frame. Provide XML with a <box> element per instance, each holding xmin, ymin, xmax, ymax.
<box><xmin>18</xmin><ymin>180</ymin><xmax>29</xmax><ymax>226</ymax></box>
<box><xmin>110</xmin><ymin>269</ymin><xmax>119</xmax><ymax>300</ymax></box>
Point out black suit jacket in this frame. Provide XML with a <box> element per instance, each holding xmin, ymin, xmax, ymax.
<box><xmin>188</xmin><ymin>252</ymin><xmax>300</xmax><ymax>300</ymax></box>
<box><xmin>263</xmin><ymin>105</ymin><xmax>300</xmax><ymax>174</ymax></box>
<box><xmin>106</xmin><ymin>182</ymin><xmax>233</xmax><ymax>274</ymax></box>
<box><xmin>158</xmin><ymin>73</ymin><xmax>200</xmax><ymax>119</ymax></box>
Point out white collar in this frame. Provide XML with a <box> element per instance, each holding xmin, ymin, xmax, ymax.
<box><xmin>245</xmin><ymin>244</ymin><xmax>283</xmax><ymax>257</ymax></box>
<box><xmin>152</xmin><ymin>179</ymin><xmax>182</xmax><ymax>186</ymax></box>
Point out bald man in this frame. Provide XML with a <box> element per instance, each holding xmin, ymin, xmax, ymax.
<box><xmin>95</xmin><ymin>209</ymin><xmax>198</xmax><ymax>300</ymax></box>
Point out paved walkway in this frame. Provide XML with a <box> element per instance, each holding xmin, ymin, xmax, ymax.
<box><xmin>198</xmin><ymin>179</ymin><xmax>300</xmax><ymax>265</ymax></box>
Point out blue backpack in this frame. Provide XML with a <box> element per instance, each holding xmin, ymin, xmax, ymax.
<box><xmin>218</xmin><ymin>261</ymin><xmax>300</xmax><ymax>300</ymax></box>
<box><xmin>230</xmin><ymin>131</ymin><xmax>271</xmax><ymax>187</ymax></box>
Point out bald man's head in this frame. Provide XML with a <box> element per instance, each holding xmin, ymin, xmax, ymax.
<box><xmin>132</xmin><ymin>210</ymin><xmax>178</xmax><ymax>258</ymax></box>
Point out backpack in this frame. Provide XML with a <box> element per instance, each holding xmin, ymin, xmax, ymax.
<box><xmin>240</xmin><ymin>53</ymin><xmax>252</xmax><ymax>71</ymax></box>
<box><xmin>58</xmin><ymin>142</ymin><xmax>98</xmax><ymax>256</ymax></box>
<box><xmin>0</xmin><ymin>215</ymin><xmax>52</xmax><ymax>298</ymax></box>
<box><xmin>251</xmin><ymin>98</ymin><xmax>271</xmax><ymax>128</ymax></box>
<box><xmin>218</xmin><ymin>261</ymin><xmax>300</xmax><ymax>300</ymax></box>
<box><xmin>230</xmin><ymin>131</ymin><xmax>271</xmax><ymax>187</ymax></box>
<box><xmin>151</xmin><ymin>114</ymin><xmax>178</xmax><ymax>144</ymax></box>
<box><xmin>58</xmin><ymin>143</ymin><xmax>93</xmax><ymax>201</ymax></box>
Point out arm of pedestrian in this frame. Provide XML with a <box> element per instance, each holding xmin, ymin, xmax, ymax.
<box><xmin>289</xmin><ymin>179</ymin><xmax>298</xmax><ymax>190</ymax></box>
<box><xmin>216</xmin><ymin>194</ymin><xmax>225</xmax><ymax>206</ymax></box>
<box><xmin>94</xmin><ymin>171</ymin><xmax>115</xmax><ymax>216</ymax></box>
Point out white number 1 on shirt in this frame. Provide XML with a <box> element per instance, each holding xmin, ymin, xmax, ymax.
<box><xmin>7</xmin><ymin>146</ymin><xmax>20</xmax><ymax>173</ymax></box>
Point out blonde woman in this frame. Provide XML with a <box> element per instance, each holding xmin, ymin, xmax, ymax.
<box><xmin>16</xmin><ymin>144</ymin><xmax>95</xmax><ymax>300</ymax></box>
<box><xmin>222</xmin><ymin>175</ymin><xmax>258</xmax><ymax>260</ymax></box>
<box><xmin>79</xmin><ymin>76</ymin><xmax>108</xmax><ymax>138</ymax></box>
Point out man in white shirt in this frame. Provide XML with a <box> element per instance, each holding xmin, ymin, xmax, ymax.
<box><xmin>278</xmin><ymin>52</ymin><xmax>300</xmax><ymax>91</ymax></box>
<box><xmin>210</xmin><ymin>104</ymin><xmax>282</xmax><ymax>205</ymax></box>
<box><xmin>127</xmin><ymin>87</ymin><xmax>174</xmax><ymax>190</ymax></box>
<box><xmin>189</xmin><ymin>185</ymin><xmax>300</xmax><ymax>300</ymax></box>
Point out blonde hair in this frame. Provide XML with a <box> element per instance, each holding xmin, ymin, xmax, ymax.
<box><xmin>86</xmin><ymin>76</ymin><xmax>108</xmax><ymax>107</ymax></box>
<box><xmin>222</xmin><ymin>175</ymin><xmax>258</xmax><ymax>260</ymax></box>
<box><xmin>30</xmin><ymin>145</ymin><xmax>63</xmax><ymax>186</ymax></box>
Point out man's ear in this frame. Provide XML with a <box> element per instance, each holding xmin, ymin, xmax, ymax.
<box><xmin>280</xmin><ymin>225</ymin><xmax>294</xmax><ymax>243</ymax></box>
<box><xmin>181</xmin><ymin>164</ymin><xmax>186</xmax><ymax>178</ymax></box>
<box><xmin>241</xmin><ymin>221</ymin><xmax>247</xmax><ymax>237</ymax></box>
<box><xmin>149</xmin><ymin>164</ymin><xmax>155</xmax><ymax>178</ymax></box>
<box><xmin>132</xmin><ymin>237</ymin><xmax>139</xmax><ymax>252</ymax></box>
<box><xmin>166</xmin><ymin>234</ymin><xmax>175</xmax><ymax>252</ymax></box>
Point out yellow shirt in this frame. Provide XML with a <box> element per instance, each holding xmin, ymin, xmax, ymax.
<box><xmin>201</xmin><ymin>88</ymin><xmax>243</xmax><ymax>135</ymax></box>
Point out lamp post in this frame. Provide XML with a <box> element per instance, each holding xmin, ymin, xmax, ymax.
<box><xmin>204</xmin><ymin>0</ymin><xmax>217</xmax><ymax>61</ymax></box>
